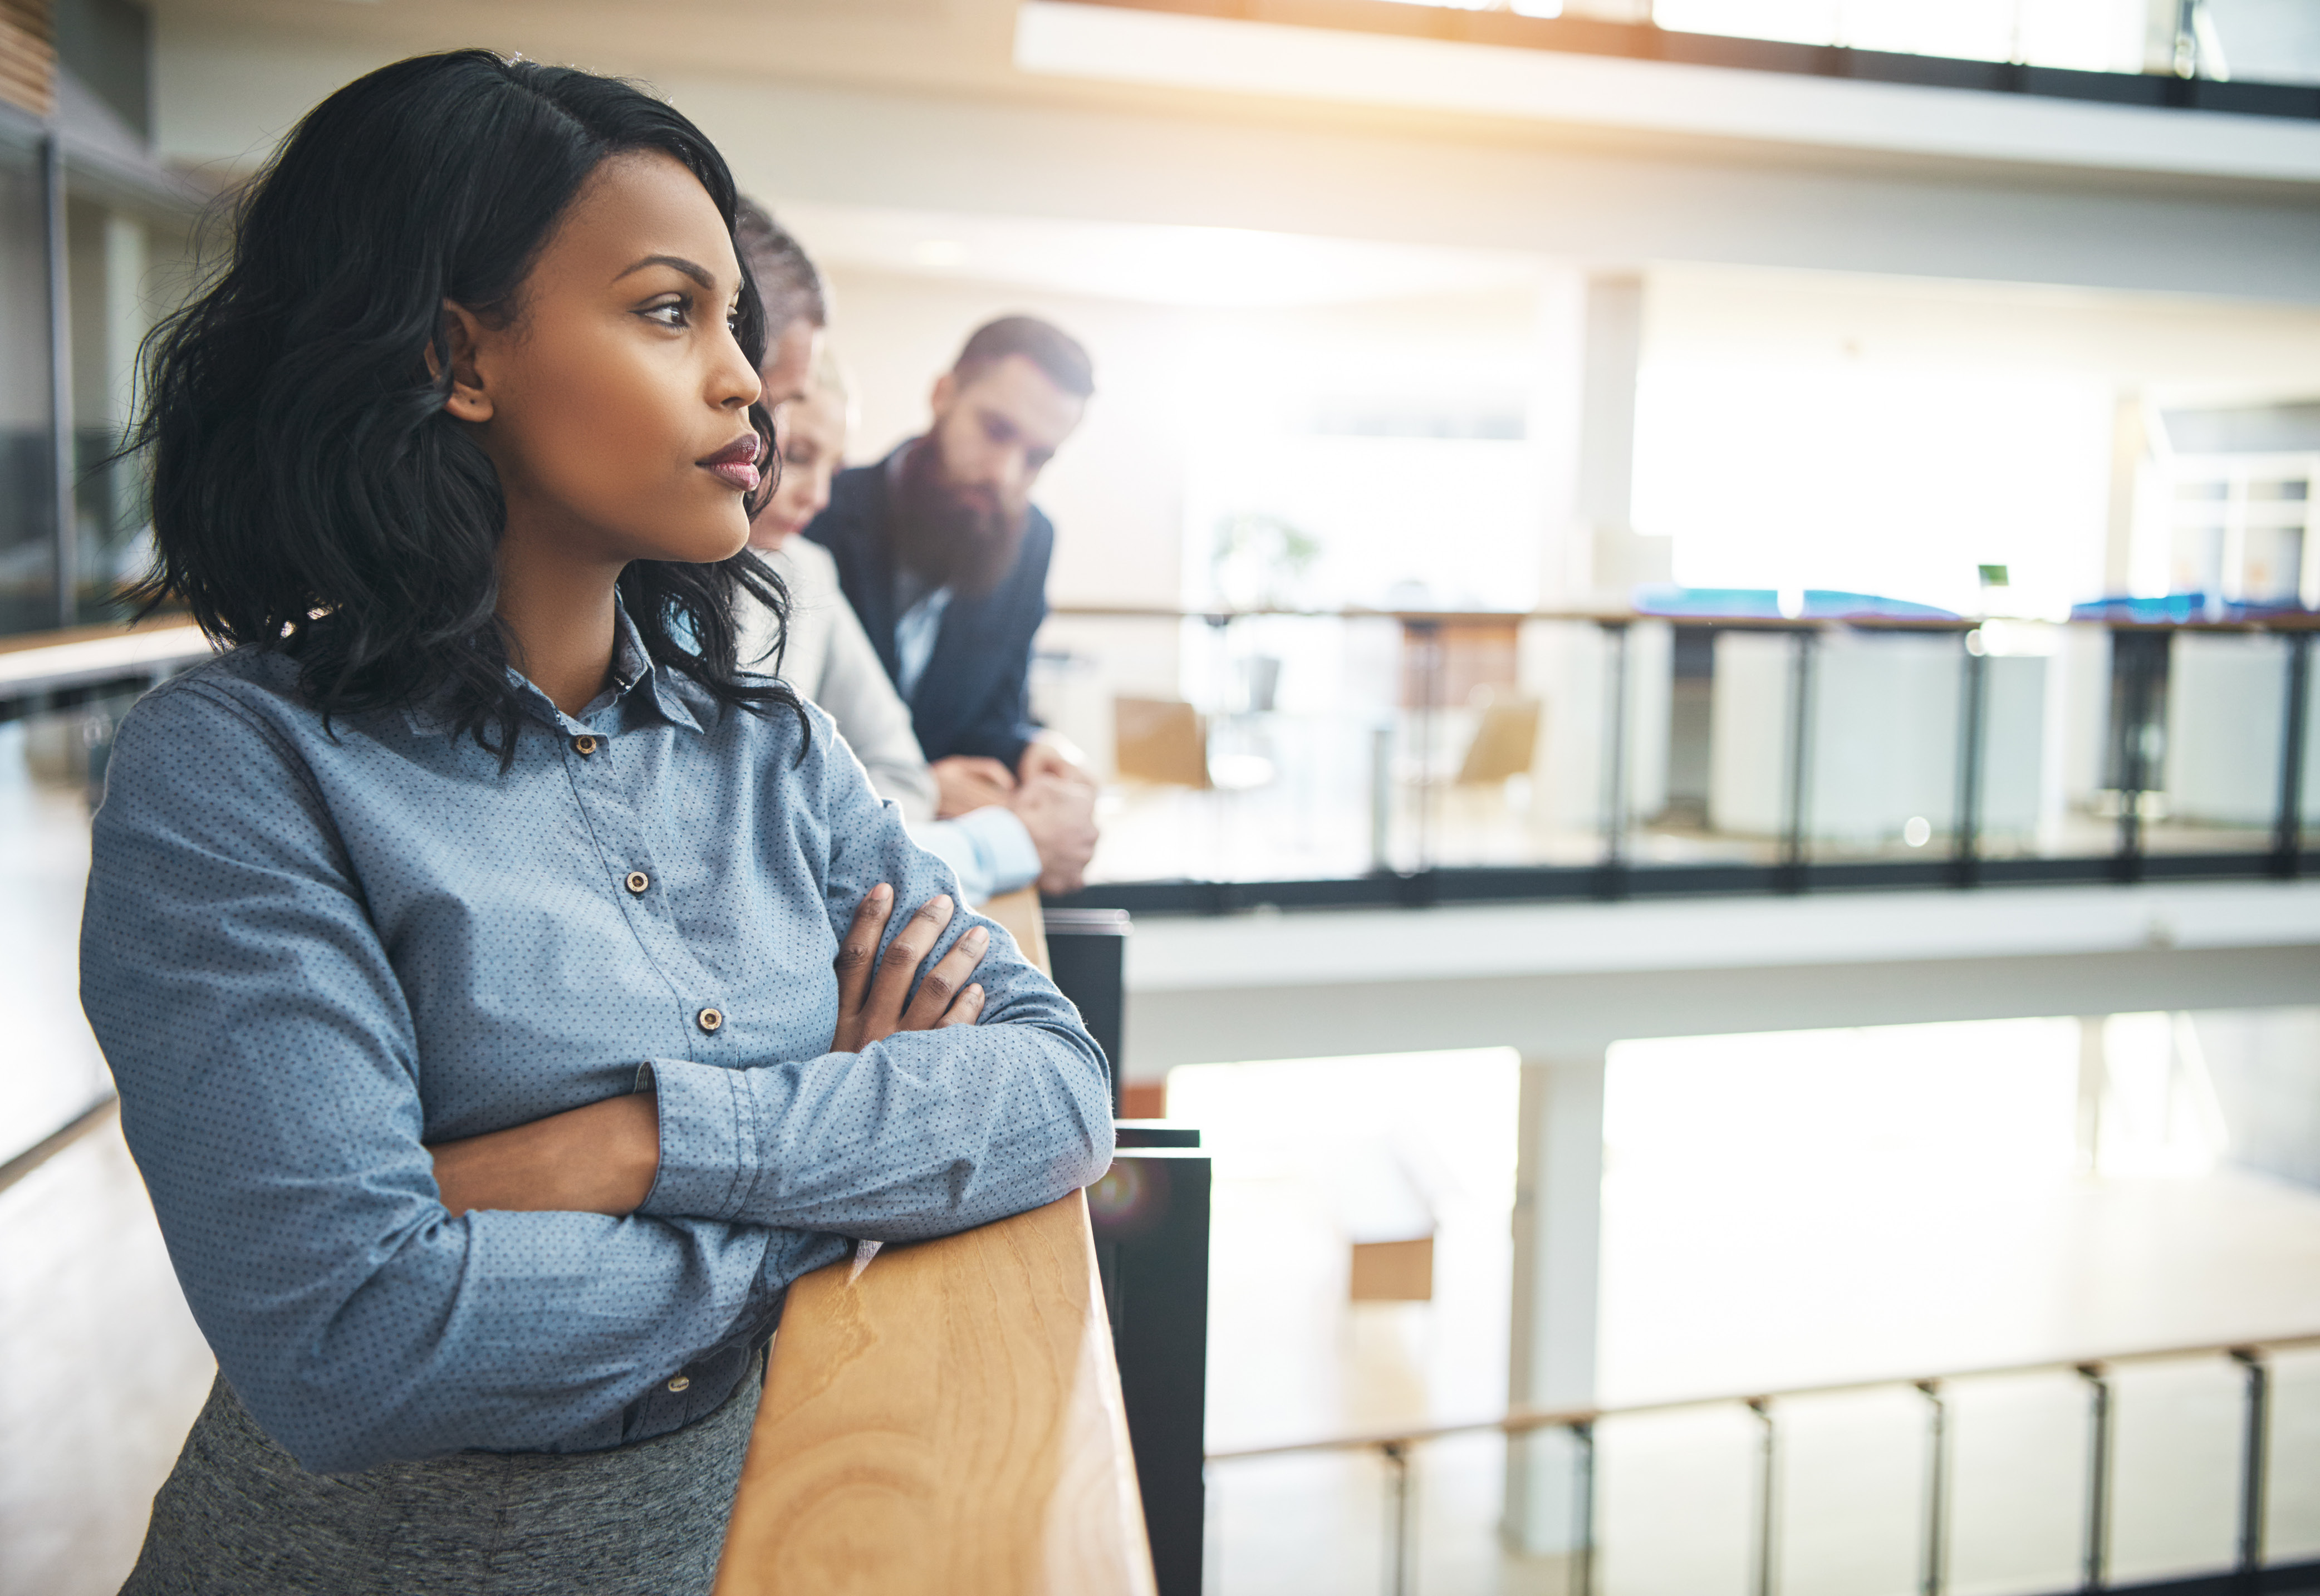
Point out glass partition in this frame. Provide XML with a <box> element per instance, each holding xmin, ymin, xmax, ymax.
<box><xmin>0</xmin><ymin>127</ymin><xmax>55</xmax><ymax>637</ymax></box>
<box><xmin>1040</xmin><ymin>606</ymin><xmax>2320</xmax><ymax>902</ymax></box>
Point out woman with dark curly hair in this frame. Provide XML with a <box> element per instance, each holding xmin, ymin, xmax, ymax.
<box><xmin>80</xmin><ymin>50</ymin><xmax>1111</xmax><ymax>1595</ymax></box>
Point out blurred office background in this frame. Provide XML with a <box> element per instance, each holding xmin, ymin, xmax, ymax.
<box><xmin>8</xmin><ymin>2</ymin><xmax>2320</xmax><ymax>1593</ymax></box>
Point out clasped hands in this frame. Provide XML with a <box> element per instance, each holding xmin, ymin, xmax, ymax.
<box><xmin>426</xmin><ymin>887</ymin><xmax>989</xmax><ymax>1220</ymax></box>
<box><xmin>931</xmin><ymin>735</ymin><xmax>1098</xmax><ymax>895</ymax></box>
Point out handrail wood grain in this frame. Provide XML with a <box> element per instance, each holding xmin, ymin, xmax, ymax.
<box><xmin>713</xmin><ymin>886</ymin><xmax>1152</xmax><ymax>1595</ymax></box>
<box><xmin>979</xmin><ymin>885</ymin><xmax>1051</xmax><ymax>975</ymax></box>
<box><xmin>713</xmin><ymin>1190</ymin><xmax>1155</xmax><ymax>1596</ymax></box>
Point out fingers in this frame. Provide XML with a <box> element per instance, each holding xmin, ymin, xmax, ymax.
<box><xmin>935</xmin><ymin>984</ymin><xmax>985</xmax><ymax>1029</ymax></box>
<box><xmin>935</xmin><ymin>757</ymin><xmax>1017</xmax><ymax>818</ymax></box>
<box><xmin>834</xmin><ymin>883</ymin><xmax>893</xmax><ymax>1015</ymax></box>
<box><xmin>864</xmin><ymin>893</ymin><xmax>955</xmax><ymax>1021</ymax></box>
<box><xmin>903</xmin><ymin>922</ymin><xmax>990</xmax><ymax>1030</ymax></box>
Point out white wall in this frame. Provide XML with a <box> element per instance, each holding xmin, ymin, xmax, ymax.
<box><xmin>813</xmin><ymin>265</ymin><xmax>1190</xmax><ymax>611</ymax></box>
<box><xmin>1636</xmin><ymin>266</ymin><xmax>2320</xmax><ymax>614</ymax></box>
<box><xmin>2192</xmin><ymin>1006</ymin><xmax>2320</xmax><ymax>1190</ymax></box>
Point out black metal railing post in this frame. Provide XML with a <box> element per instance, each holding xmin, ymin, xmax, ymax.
<box><xmin>1571</xmin><ymin>1420</ymin><xmax>1598</xmax><ymax>1596</ymax></box>
<box><xmin>1411</xmin><ymin>620</ymin><xmax>1443</xmax><ymax>877</ymax></box>
<box><xmin>1953</xmin><ymin>634</ymin><xmax>1988</xmax><ymax>888</ymax></box>
<box><xmin>1919</xmin><ymin>1380</ymin><xmax>1950</xmax><ymax>1596</ymax></box>
<box><xmin>1750</xmin><ymin>1397</ymin><xmax>1780</xmax><ymax>1596</ymax></box>
<box><xmin>1370</xmin><ymin>721</ymin><xmax>1395</xmax><ymax>875</ymax></box>
<box><xmin>1600</xmin><ymin>621</ymin><xmax>1632</xmax><ymax>900</ymax></box>
<box><xmin>2079</xmin><ymin>1364</ymin><xmax>2112</xmax><ymax>1593</ymax></box>
<box><xmin>1381</xmin><ymin>1439</ymin><xmax>1414</xmax><ymax>1596</ymax></box>
<box><xmin>2109</xmin><ymin>631</ymin><xmax>2169</xmax><ymax>882</ymax></box>
<box><xmin>2272</xmin><ymin>632</ymin><xmax>2310</xmax><ymax>878</ymax></box>
<box><xmin>43</xmin><ymin>131</ymin><xmax>75</xmax><ymax>631</ymax></box>
<box><xmin>2233</xmin><ymin>1348</ymin><xmax>2269</xmax><ymax>1585</ymax></box>
<box><xmin>1778</xmin><ymin>632</ymin><xmax>1816</xmax><ymax>894</ymax></box>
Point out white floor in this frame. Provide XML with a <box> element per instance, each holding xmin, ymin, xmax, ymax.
<box><xmin>0</xmin><ymin>1118</ymin><xmax>215</xmax><ymax>1596</ymax></box>
<box><xmin>1180</xmin><ymin>1042</ymin><xmax>2320</xmax><ymax>1596</ymax></box>
<box><xmin>1</xmin><ymin>719</ymin><xmax>116</xmax><ymax>1167</ymax></box>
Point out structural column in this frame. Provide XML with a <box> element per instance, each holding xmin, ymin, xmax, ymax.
<box><xmin>1503</xmin><ymin>1049</ymin><xmax>1608</xmax><ymax>1557</ymax></box>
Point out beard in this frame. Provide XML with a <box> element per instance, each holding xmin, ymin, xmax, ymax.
<box><xmin>890</xmin><ymin>437</ymin><xmax>1029</xmax><ymax>601</ymax></box>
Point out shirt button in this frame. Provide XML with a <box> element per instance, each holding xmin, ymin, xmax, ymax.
<box><xmin>572</xmin><ymin>734</ymin><xmax>599</xmax><ymax>757</ymax></box>
<box><xmin>625</xmin><ymin>871</ymin><xmax>650</xmax><ymax>895</ymax></box>
<box><xmin>697</xmin><ymin>1007</ymin><xmax>724</xmax><ymax>1034</ymax></box>
<box><xmin>666</xmin><ymin>1375</ymin><xmax>690</xmax><ymax>1393</ymax></box>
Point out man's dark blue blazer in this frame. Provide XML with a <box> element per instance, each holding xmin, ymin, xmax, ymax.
<box><xmin>801</xmin><ymin>444</ymin><xmax>1052</xmax><ymax>769</ymax></box>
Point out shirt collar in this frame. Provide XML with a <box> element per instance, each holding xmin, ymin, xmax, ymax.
<box><xmin>400</xmin><ymin>602</ymin><xmax>704</xmax><ymax>739</ymax></box>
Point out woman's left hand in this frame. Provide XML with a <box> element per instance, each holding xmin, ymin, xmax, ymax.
<box><xmin>831</xmin><ymin>885</ymin><xmax>989</xmax><ymax>1052</ymax></box>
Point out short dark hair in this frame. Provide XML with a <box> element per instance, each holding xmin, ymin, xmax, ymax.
<box><xmin>128</xmin><ymin>51</ymin><xmax>801</xmax><ymax>762</ymax></box>
<box><xmin>953</xmin><ymin>315</ymin><xmax>1093</xmax><ymax>400</ymax></box>
<box><xmin>734</xmin><ymin>197</ymin><xmax>828</xmax><ymax>338</ymax></box>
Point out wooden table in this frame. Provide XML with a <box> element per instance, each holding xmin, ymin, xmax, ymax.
<box><xmin>713</xmin><ymin>887</ymin><xmax>1154</xmax><ymax>1596</ymax></box>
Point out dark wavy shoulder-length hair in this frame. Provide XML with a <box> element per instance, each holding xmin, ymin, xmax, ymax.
<box><xmin>128</xmin><ymin>50</ymin><xmax>800</xmax><ymax>758</ymax></box>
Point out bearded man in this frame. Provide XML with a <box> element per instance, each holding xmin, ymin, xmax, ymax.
<box><xmin>803</xmin><ymin>316</ymin><xmax>1095</xmax><ymax>818</ymax></box>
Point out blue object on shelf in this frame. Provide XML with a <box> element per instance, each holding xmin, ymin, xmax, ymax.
<box><xmin>1632</xmin><ymin>586</ymin><xmax>1960</xmax><ymax>622</ymax></box>
<box><xmin>2068</xmin><ymin>592</ymin><xmax>2312</xmax><ymax>624</ymax></box>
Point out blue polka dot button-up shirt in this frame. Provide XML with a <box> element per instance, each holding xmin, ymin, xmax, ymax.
<box><xmin>80</xmin><ymin>613</ymin><xmax>1112</xmax><ymax>1474</ymax></box>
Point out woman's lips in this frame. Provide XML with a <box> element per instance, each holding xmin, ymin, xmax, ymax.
<box><xmin>699</xmin><ymin>436</ymin><xmax>762</xmax><ymax>493</ymax></box>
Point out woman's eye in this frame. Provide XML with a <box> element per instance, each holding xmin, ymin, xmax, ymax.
<box><xmin>642</xmin><ymin>297</ymin><xmax>689</xmax><ymax>328</ymax></box>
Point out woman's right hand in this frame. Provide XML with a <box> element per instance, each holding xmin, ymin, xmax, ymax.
<box><xmin>831</xmin><ymin>885</ymin><xmax>989</xmax><ymax>1052</ymax></box>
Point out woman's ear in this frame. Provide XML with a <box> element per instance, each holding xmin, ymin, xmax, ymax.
<box><xmin>431</xmin><ymin>301</ymin><xmax>494</xmax><ymax>424</ymax></box>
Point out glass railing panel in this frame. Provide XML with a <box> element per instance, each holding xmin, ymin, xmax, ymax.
<box><xmin>2105</xmin><ymin>1356</ymin><xmax>2244</xmax><ymax>1583</ymax></box>
<box><xmin>2148</xmin><ymin>629</ymin><xmax>2294</xmax><ymax>857</ymax></box>
<box><xmin>1773</xmin><ymin>1387</ymin><xmax>1926</xmax><ymax>1596</ymax></box>
<box><xmin>1696</xmin><ymin>625</ymin><xmax>1811</xmax><ymax>872</ymax></box>
<box><xmin>1798</xmin><ymin>626</ymin><xmax>1973</xmax><ymax>867</ymax></box>
<box><xmin>2272</xmin><ymin>1346</ymin><xmax>2320</xmax><ymax>1563</ymax></box>
<box><xmin>1596</xmin><ymin>1405</ymin><xmax>1760</xmax><ymax>1596</ymax></box>
<box><xmin>0</xmin><ymin>127</ymin><xmax>57</xmax><ymax>639</ymax></box>
<box><xmin>1037</xmin><ymin>606</ymin><xmax>2320</xmax><ymax>892</ymax></box>
<box><xmin>1945</xmin><ymin>1369</ymin><xmax>2088</xmax><ymax>1596</ymax></box>
<box><xmin>1208</xmin><ymin>1448</ymin><xmax>1392</xmax><ymax>1596</ymax></box>
<box><xmin>1426</xmin><ymin>617</ymin><xmax>1631</xmax><ymax>871</ymax></box>
<box><xmin>1405</xmin><ymin>1431</ymin><xmax>1522</xmax><ymax>1596</ymax></box>
<box><xmin>0</xmin><ymin>702</ymin><xmax>120</xmax><ymax>1165</ymax></box>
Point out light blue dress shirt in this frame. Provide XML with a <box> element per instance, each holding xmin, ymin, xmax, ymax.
<box><xmin>892</xmin><ymin>583</ymin><xmax>953</xmax><ymax>703</ymax></box>
<box><xmin>79</xmin><ymin>612</ymin><xmax>1112</xmax><ymax>1475</ymax></box>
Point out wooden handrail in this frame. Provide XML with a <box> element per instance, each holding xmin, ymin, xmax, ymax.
<box><xmin>714</xmin><ymin>886</ymin><xmax>1155</xmax><ymax>1596</ymax></box>
<box><xmin>979</xmin><ymin>885</ymin><xmax>1051</xmax><ymax>976</ymax></box>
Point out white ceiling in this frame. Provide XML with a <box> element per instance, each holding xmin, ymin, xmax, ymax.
<box><xmin>770</xmin><ymin>200</ymin><xmax>1549</xmax><ymax>307</ymax></box>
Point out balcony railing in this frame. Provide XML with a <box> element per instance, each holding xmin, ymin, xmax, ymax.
<box><xmin>1208</xmin><ymin>1331</ymin><xmax>2320</xmax><ymax>1596</ymax></box>
<box><xmin>1033</xmin><ymin>605</ymin><xmax>2320</xmax><ymax>914</ymax></box>
<box><xmin>714</xmin><ymin>891</ymin><xmax>1210</xmax><ymax>1596</ymax></box>
<box><xmin>14</xmin><ymin>607</ymin><xmax>2320</xmax><ymax>919</ymax></box>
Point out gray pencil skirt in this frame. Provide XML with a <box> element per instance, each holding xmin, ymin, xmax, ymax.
<box><xmin>119</xmin><ymin>1364</ymin><xmax>762</xmax><ymax>1596</ymax></box>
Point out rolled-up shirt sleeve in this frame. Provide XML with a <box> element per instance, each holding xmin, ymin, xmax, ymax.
<box><xmin>80</xmin><ymin>685</ymin><xmax>842</xmax><ymax>1475</ymax></box>
<box><xmin>640</xmin><ymin>706</ymin><xmax>1112</xmax><ymax>1237</ymax></box>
